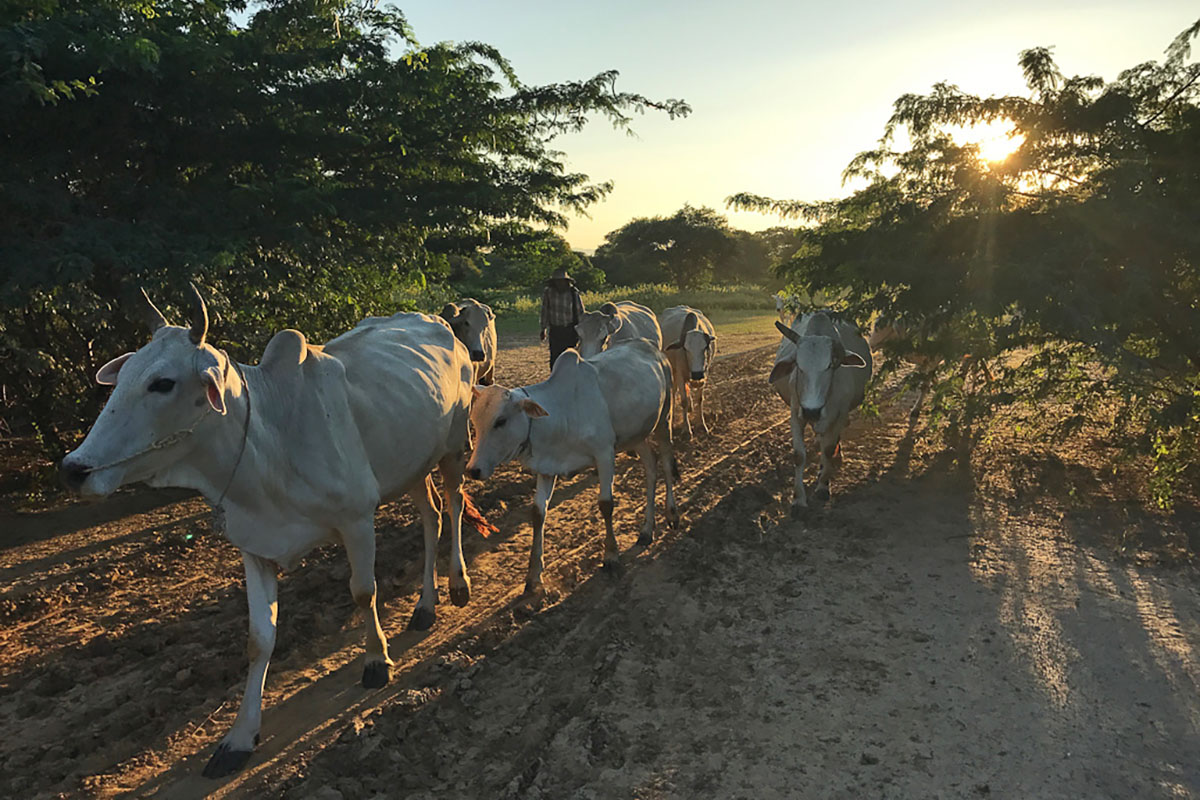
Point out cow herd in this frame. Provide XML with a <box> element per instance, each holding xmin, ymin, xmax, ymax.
<box><xmin>59</xmin><ymin>286</ymin><xmax>878</xmax><ymax>778</ymax></box>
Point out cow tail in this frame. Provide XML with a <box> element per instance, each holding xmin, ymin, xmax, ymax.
<box><xmin>461</xmin><ymin>490</ymin><xmax>498</xmax><ymax>538</ymax></box>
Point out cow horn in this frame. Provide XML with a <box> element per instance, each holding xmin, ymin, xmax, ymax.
<box><xmin>138</xmin><ymin>288</ymin><xmax>167</xmax><ymax>333</ymax></box>
<box><xmin>187</xmin><ymin>282</ymin><xmax>208</xmax><ymax>346</ymax></box>
<box><xmin>775</xmin><ymin>320</ymin><xmax>800</xmax><ymax>343</ymax></box>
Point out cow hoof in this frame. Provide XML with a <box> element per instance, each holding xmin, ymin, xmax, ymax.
<box><xmin>602</xmin><ymin>557</ymin><xmax>623</xmax><ymax>575</ymax></box>
<box><xmin>812</xmin><ymin>486</ymin><xmax>831</xmax><ymax>504</ymax></box>
<box><xmin>637</xmin><ymin>530</ymin><xmax>653</xmax><ymax>547</ymax></box>
<box><xmin>362</xmin><ymin>660</ymin><xmax>391</xmax><ymax>689</ymax></box>
<box><xmin>202</xmin><ymin>742</ymin><xmax>254</xmax><ymax>779</ymax></box>
<box><xmin>449</xmin><ymin>583</ymin><xmax>471</xmax><ymax>607</ymax></box>
<box><xmin>523</xmin><ymin>580</ymin><xmax>544</xmax><ymax>599</ymax></box>
<box><xmin>408</xmin><ymin>605</ymin><xmax>435</xmax><ymax>632</ymax></box>
<box><xmin>790</xmin><ymin>502</ymin><xmax>809</xmax><ymax>520</ymax></box>
<box><xmin>667</xmin><ymin>507</ymin><xmax>681</xmax><ymax>529</ymax></box>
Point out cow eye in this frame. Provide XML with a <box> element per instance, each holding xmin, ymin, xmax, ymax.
<box><xmin>494</xmin><ymin>417</ymin><xmax>507</xmax><ymax>429</ymax></box>
<box><xmin>148</xmin><ymin>378</ymin><xmax>176</xmax><ymax>393</ymax></box>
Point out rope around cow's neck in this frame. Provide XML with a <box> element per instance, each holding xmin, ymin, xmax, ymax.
<box><xmin>210</xmin><ymin>354</ymin><xmax>251</xmax><ymax>534</ymax></box>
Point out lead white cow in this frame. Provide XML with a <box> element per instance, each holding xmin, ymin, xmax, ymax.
<box><xmin>575</xmin><ymin>300</ymin><xmax>662</xmax><ymax>358</ymax></box>
<box><xmin>465</xmin><ymin>341</ymin><xmax>679</xmax><ymax>593</ymax></box>
<box><xmin>769</xmin><ymin>311</ymin><xmax>872</xmax><ymax>516</ymax></box>
<box><xmin>659</xmin><ymin>305</ymin><xmax>717</xmax><ymax>438</ymax></box>
<box><xmin>61</xmin><ymin>287</ymin><xmax>490</xmax><ymax>778</ymax></box>
<box><xmin>441</xmin><ymin>298</ymin><xmax>497</xmax><ymax>385</ymax></box>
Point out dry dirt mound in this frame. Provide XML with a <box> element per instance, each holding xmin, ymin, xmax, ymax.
<box><xmin>2</xmin><ymin>335</ymin><xmax>1198</xmax><ymax>799</ymax></box>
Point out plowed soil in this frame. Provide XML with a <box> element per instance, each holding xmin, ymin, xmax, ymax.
<box><xmin>2</xmin><ymin>330</ymin><xmax>1198</xmax><ymax>799</ymax></box>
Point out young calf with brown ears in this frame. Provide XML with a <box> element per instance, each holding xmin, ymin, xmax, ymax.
<box><xmin>466</xmin><ymin>341</ymin><xmax>679</xmax><ymax>593</ymax></box>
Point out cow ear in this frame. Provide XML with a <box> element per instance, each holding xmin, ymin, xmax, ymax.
<box><xmin>202</xmin><ymin>366</ymin><xmax>227</xmax><ymax>415</ymax></box>
<box><xmin>96</xmin><ymin>352</ymin><xmax>135</xmax><ymax>385</ymax></box>
<box><xmin>483</xmin><ymin>303</ymin><xmax>495</xmax><ymax>320</ymax></box>
<box><xmin>841</xmin><ymin>351</ymin><xmax>867</xmax><ymax>368</ymax></box>
<box><xmin>706</xmin><ymin>333</ymin><xmax>716</xmax><ymax>345</ymax></box>
<box><xmin>606</xmin><ymin>317</ymin><xmax>620</xmax><ymax>336</ymax></box>
<box><xmin>471</xmin><ymin>384</ymin><xmax>484</xmax><ymax>400</ymax></box>
<box><xmin>665</xmin><ymin>341</ymin><xmax>682</xmax><ymax>351</ymax></box>
<box><xmin>440</xmin><ymin>303</ymin><xmax>458</xmax><ymax>321</ymax></box>
<box><xmin>519</xmin><ymin>398</ymin><xmax>549</xmax><ymax>418</ymax></box>
<box><xmin>768</xmin><ymin>359</ymin><xmax>795</xmax><ymax>383</ymax></box>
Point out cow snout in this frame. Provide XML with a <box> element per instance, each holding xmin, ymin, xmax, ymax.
<box><xmin>690</xmin><ymin>370</ymin><xmax>705</xmax><ymax>381</ymax></box>
<box><xmin>466</xmin><ymin>466</ymin><xmax>483</xmax><ymax>480</ymax></box>
<box><xmin>801</xmin><ymin>406</ymin><xmax>822</xmax><ymax>422</ymax></box>
<box><xmin>60</xmin><ymin>458</ymin><xmax>92</xmax><ymax>491</ymax></box>
<box><xmin>469</xmin><ymin>349</ymin><xmax>486</xmax><ymax>362</ymax></box>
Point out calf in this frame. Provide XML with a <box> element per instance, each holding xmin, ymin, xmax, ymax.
<box><xmin>466</xmin><ymin>341</ymin><xmax>678</xmax><ymax>593</ymax></box>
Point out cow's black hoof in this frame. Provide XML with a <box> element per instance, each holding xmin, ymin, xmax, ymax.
<box><xmin>523</xmin><ymin>580</ymin><xmax>544</xmax><ymax>599</ymax></box>
<box><xmin>362</xmin><ymin>660</ymin><xmax>391</xmax><ymax>688</ymax></box>
<box><xmin>790</xmin><ymin>501</ymin><xmax>809</xmax><ymax>520</ymax></box>
<box><xmin>449</xmin><ymin>583</ymin><xmax>471</xmax><ymax>607</ymax></box>
<box><xmin>813</xmin><ymin>486</ymin><xmax>831</xmax><ymax>504</ymax></box>
<box><xmin>202</xmin><ymin>742</ymin><xmax>253</xmax><ymax>779</ymax></box>
<box><xmin>637</xmin><ymin>531</ymin><xmax>653</xmax><ymax>547</ymax></box>
<box><xmin>602</xmin><ymin>557</ymin><xmax>623</xmax><ymax>575</ymax></box>
<box><xmin>408</xmin><ymin>605</ymin><xmax>435</xmax><ymax>632</ymax></box>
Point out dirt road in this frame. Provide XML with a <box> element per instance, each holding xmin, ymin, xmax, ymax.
<box><xmin>2</xmin><ymin>330</ymin><xmax>1198</xmax><ymax>798</ymax></box>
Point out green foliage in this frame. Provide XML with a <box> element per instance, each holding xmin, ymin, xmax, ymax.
<box><xmin>0</xmin><ymin>0</ymin><xmax>688</xmax><ymax>457</ymax></box>
<box><xmin>729</xmin><ymin>18</ymin><xmax>1200</xmax><ymax>505</ymax></box>
<box><xmin>593</xmin><ymin>205</ymin><xmax>766</xmax><ymax>289</ymax></box>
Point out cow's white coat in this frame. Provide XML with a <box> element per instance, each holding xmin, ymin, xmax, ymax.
<box><xmin>442</xmin><ymin>298</ymin><xmax>497</xmax><ymax>385</ymax></box>
<box><xmin>574</xmin><ymin>300</ymin><xmax>662</xmax><ymax>358</ymax></box>
<box><xmin>659</xmin><ymin>305</ymin><xmax>717</xmax><ymax>438</ymax></box>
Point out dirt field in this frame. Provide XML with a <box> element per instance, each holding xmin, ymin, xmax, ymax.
<box><xmin>2</xmin><ymin>329</ymin><xmax>1199</xmax><ymax>799</ymax></box>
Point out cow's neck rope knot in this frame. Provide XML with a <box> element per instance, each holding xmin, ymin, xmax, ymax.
<box><xmin>211</xmin><ymin>353</ymin><xmax>251</xmax><ymax>534</ymax></box>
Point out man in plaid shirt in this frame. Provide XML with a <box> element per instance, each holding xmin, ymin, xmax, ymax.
<box><xmin>539</xmin><ymin>267</ymin><xmax>586</xmax><ymax>370</ymax></box>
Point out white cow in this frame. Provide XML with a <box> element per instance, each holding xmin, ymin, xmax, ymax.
<box><xmin>60</xmin><ymin>286</ymin><xmax>491</xmax><ymax>778</ymax></box>
<box><xmin>769</xmin><ymin>311</ymin><xmax>872</xmax><ymax>516</ymax></box>
<box><xmin>659</xmin><ymin>305</ymin><xmax>717</xmax><ymax>439</ymax></box>
<box><xmin>441</xmin><ymin>298</ymin><xmax>497</xmax><ymax>385</ymax></box>
<box><xmin>465</xmin><ymin>341</ymin><xmax>678</xmax><ymax>593</ymax></box>
<box><xmin>574</xmin><ymin>300</ymin><xmax>662</xmax><ymax>358</ymax></box>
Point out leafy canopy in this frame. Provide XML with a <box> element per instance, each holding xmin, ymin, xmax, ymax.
<box><xmin>729</xmin><ymin>18</ymin><xmax>1200</xmax><ymax>505</ymax></box>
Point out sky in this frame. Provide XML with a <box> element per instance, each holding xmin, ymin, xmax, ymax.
<box><xmin>404</xmin><ymin>1</ymin><xmax>1199</xmax><ymax>251</ymax></box>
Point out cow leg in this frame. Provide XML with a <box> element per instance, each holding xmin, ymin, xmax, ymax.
<box><xmin>527</xmin><ymin>473</ymin><xmax>557</xmax><ymax>594</ymax></box>
<box><xmin>910</xmin><ymin>374</ymin><xmax>932</xmax><ymax>420</ymax></box>
<box><xmin>694</xmin><ymin>379</ymin><xmax>710</xmax><ymax>435</ymax></box>
<box><xmin>813</xmin><ymin>432</ymin><xmax>841</xmax><ymax>505</ymax></box>
<box><xmin>407</xmin><ymin>477</ymin><xmax>441</xmax><ymax>631</ymax></box>
<box><xmin>681</xmin><ymin>378</ymin><xmax>694</xmax><ymax>440</ymax></box>
<box><xmin>438</xmin><ymin>449</ymin><xmax>471</xmax><ymax>607</ymax></box>
<box><xmin>789</xmin><ymin>412</ymin><xmax>808</xmax><ymax>516</ymax></box>
<box><xmin>633</xmin><ymin>441</ymin><xmax>658</xmax><ymax>546</ymax></box>
<box><xmin>597</xmin><ymin>451</ymin><xmax>620</xmax><ymax>571</ymax></box>
<box><xmin>341</xmin><ymin>517</ymin><xmax>392</xmax><ymax>687</ymax></box>
<box><xmin>203</xmin><ymin>552</ymin><xmax>277</xmax><ymax>778</ymax></box>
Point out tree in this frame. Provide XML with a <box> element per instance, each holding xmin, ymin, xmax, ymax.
<box><xmin>593</xmin><ymin>205</ymin><xmax>738</xmax><ymax>289</ymax></box>
<box><xmin>0</xmin><ymin>0</ymin><xmax>688</xmax><ymax>457</ymax></box>
<box><xmin>729</xmin><ymin>18</ymin><xmax>1200</xmax><ymax>505</ymax></box>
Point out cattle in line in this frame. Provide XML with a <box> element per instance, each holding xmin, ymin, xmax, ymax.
<box><xmin>575</xmin><ymin>300</ymin><xmax>662</xmax><ymax>358</ymax></box>
<box><xmin>60</xmin><ymin>287</ymin><xmax>492</xmax><ymax>778</ymax></box>
<box><xmin>466</xmin><ymin>341</ymin><xmax>679</xmax><ymax>593</ymax></box>
<box><xmin>659</xmin><ymin>305</ymin><xmax>717</xmax><ymax>439</ymax></box>
<box><xmin>441</xmin><ymin>298</ymin><xmax>497</xmax><ymax>385</ymax></box>
<box><xmin>770</xmin><ymin>311</ymin><xmax>872</xmax><ymax>516</ymax></box>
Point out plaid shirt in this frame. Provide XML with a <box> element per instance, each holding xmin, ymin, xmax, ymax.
<box><xmin>540</xmin><ymin>285</ymin><xmax>584</xmax><ymax>329</ymax></box>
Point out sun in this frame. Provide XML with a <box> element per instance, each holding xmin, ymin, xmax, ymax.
<box><xmin>965</xmin><ymin>120</ymin><xmax>1024</xmax><ymax>164</ymax></box>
